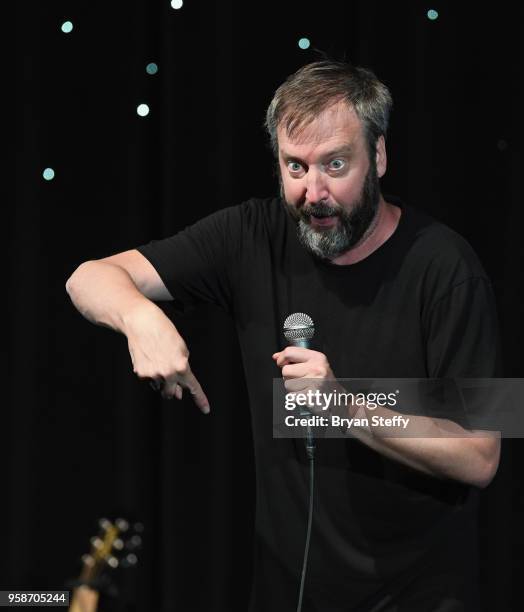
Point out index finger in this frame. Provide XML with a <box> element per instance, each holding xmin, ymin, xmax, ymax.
<box><xmin>273</xmin><ymin>346</ymin><xmax>312</xmax><ymax>366</ymax></box>
<box><xmin>178</xmin><ymin>367</ymin><xmax>211</xmax><ymax>414</ymax></box>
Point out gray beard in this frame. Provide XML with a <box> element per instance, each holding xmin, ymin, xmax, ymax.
<box><xmin>283</xmin><ymin>162</ymin><xmax>381</xmax><ymax>261</ymax></box>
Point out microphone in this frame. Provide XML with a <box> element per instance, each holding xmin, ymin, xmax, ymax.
<box><xmin>283</xmin><ymin>312</ymin><xmax>315</xmax><ymax>349</ymax></box>
<box><xmin>283</xmin><ymin>313</ymin><xmax>316</xmax><ymax>459</ymax></box>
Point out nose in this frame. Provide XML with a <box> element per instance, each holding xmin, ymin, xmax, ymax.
<box><xmin>304</xmin><ymin>167</ymin><xmax>329</xmax><ymax>204</ymax></box>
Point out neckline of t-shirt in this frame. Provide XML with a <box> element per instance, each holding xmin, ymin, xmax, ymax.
<box><xmin>310</xmin><ymin>196</ymin><xmax>408</xmax><ymax>272</ymax></box>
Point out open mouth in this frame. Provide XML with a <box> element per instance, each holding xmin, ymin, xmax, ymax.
<box><xmin>311</xmin><ymin>211</ymin><xmax>335</xmax><ymax>219</ymax></box>
<box><xmin>300</xmin><ymin>203</ymin><xmax>339</xmax><ymax>227</ymax></box>
<box><xmin>309</xmin><ymin>215</ymin><xmax>338</xmax><ymax>227</ymax></box>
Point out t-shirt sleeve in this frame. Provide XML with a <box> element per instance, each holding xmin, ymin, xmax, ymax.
<box><xmin>423</xmin><ymin>276</ymin><xmax>503</xmax><ymax>430</ymax></box>
<box><xmin>135</xmin><ymin>205</ymin><xmax>243</xmax><ymax>314</ymax></box>
<box><xmin>424</xmin><ymin>276</ymin><xmax>502</xmax><ymax>379</ymax></box>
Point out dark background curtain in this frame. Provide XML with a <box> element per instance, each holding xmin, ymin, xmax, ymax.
<box><xmin>11</xmin><ymin>1</ymin><xmax>522</xmax><ymax>610</ymax></box>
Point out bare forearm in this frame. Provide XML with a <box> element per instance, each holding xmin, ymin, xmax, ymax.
<box><xmin>65</xmin><ymin>260</ymin><xmax>160</xmax><ymax>334</ymax></box>
<box><xmin>346</xmin><ymin>404</ymin><xmax>500</xmax><ymax>488</ymax></box>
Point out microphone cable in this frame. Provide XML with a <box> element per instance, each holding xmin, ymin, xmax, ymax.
<box><xmin>296</xmin><ymin>425</ymin><xmax>315</xmax><ymax>612</ymax></box>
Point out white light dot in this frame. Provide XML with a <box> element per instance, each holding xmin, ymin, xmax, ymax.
<box><xmin>43</xmin><ymin>168</ymin><xmax>55</xmax><ymax>181</ymax></box>
<box><xmin>146</xmin><ymin>62</ymin><xmax>159</xmax><ymax>75</ymax></box>
<box><xmin>61</xmin><ymin>21</ymin><xmax>74</xmax><ymax>34</ymax></box>
<box><xmin>427</xmin><ymin>9</ymin><xmax>439</xmax><ymax>20</ymax></box>
<box><xmin>137</xmin><ymin>104</ymin><xmax>150</xmax><ymax>117</ymax></box>
<box><xmin>298</xmin><ymin>38</ymin><xmax>311</xmax><ymax>50</ymax></box>
<box><xmin>171</xmin><ymin>0</ymin><xmax>183</xmax><ymax>9</ymax></box>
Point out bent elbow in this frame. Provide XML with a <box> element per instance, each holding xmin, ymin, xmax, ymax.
<box><xmin>65</xmin><ymin>275</ymin><xmax>75</xmax><ymax>296</ymax></box>
<box><xmin>466</xmin><ymin>436</ymin><xmax>501</xmax><ymax>489</ymax></box>
<box><xmin>65</xmin><ymin>261</ymin><xmax>91</xmax><ymax>295</ymax></box>
<box><xmin>473</xmin><ymin>454</ymin><xmax>500</xmax><ymax>489</ymax></box>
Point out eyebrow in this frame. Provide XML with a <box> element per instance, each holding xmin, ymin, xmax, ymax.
<box><xmin>281</xmin><ymin>145</ymin><xmax>353</xmax><ymax>162</ymax></box>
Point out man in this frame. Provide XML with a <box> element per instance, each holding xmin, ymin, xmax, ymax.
<box><xmin>66</xmin><ymin>61</ymin><xmax>501</xmax><ymax>611</ymax></box>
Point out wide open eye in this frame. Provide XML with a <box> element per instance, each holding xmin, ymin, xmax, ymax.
<box><xmin>328</xmin><ymin>159</ymin><xmax>345</xmax><ymax>171</ymax></box>
<box><xmin>287</xmin><ymin>161</ymin><xmax>303</xmax><ymax>174</ymax></box>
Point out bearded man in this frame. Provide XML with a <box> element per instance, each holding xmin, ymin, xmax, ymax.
<box><xmin>66</xmin><ymin>60</ymin><xmax>501</xmax><ymax>611</ymax></box>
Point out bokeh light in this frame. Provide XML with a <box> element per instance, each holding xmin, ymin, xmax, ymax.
<box><xmin>146</xmin><ymin>63</ymin><xmax>159</xmax><ymax>75</ymax></box>
<box><xmin>61</xmin><ymin>21</ymin><xmax>74</xmax><ymax>34</ymax></box>
<box><xmin>43</xmin><ymin>168</ymin><xmax>55</xmax><ymax>181</ymax></box>
<box><xmin>171</xmin><ymin>0</ymin><xmax>184</xmax><ymax>9</ymax></box>
<box><xmin>298</xmin><ymin>38</ymin><xmax>310</xmax><ymax>50</ymax></box>
<box><xmin>137</xmin><ymin>104</ymin><xmax>150</xmax><ymax>117</ymax></box>
<box><xmin>427</xmin><ymin>9</ymin><xmax>439</xmax><ymax>21</ymax></box>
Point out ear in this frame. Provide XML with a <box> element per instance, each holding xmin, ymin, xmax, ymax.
<box><xmin>375</xmin><ymin>135</ymin><xmax>387</xmax><ymax>178</ymax></box>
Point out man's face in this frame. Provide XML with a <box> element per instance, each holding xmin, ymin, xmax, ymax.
<box><xmin>277</xmin><ymin>100</ymin><xmax>384</xmax><ymax>260</ymax></box>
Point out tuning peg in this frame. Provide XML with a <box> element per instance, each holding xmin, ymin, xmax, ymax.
<box><xmin>106</xmin><ymin>555</ymin><xmax>119</xmax><ymax>569</ymax></box>
<box><xmin>113</xmin><ymin>538</ymin><xmax>124</xmax><ymax>551</ymax></box>
<box><xmin>120</xmin><ymin>553</ymin><xmax>138</xmax><ymax>568</ymax></box>
<box><xmin>115</xmin><ymin>518</ymin><xmax>129</xmax><ymax>532</ymax></box>
<box><xmin>90</xmin><ymin>536</ymin><xmax>103</xmax><ymax>550</ymax></box>
<box><xmin>81</xmin><ymin>554</ymin><xmax>95</xmax><ymax>567</ymax></box>
<box><xmin>126</xmin><ymin>535</ymin><xmax>142</xmax><ymax>550</ymax></box>
<box><xmin>99</xmin><ymin>518</ymin><xmax>112</xmax><ymax>531</ymax></box>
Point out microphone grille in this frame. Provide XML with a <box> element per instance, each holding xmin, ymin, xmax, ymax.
<box><xmin>283</xmin><ymin>312</ymin><xmax>315</xmax><ymax>342</ymax></box>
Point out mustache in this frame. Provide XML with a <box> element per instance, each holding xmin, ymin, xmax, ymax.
<box><xmin>301</xmin><ymin>202</ymin><xmax>341</xmax><ymax>219</ymax></box>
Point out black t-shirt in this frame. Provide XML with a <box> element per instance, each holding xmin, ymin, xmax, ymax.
<box><xmin>136</xmin><ymin>196</ymin><xmax>501</xmax><ymax>611</ymax></box>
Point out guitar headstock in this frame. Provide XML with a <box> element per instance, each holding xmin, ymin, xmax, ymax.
<box><xmin>78</xmin><ymin>517</ymin><xmax>143</xmax><ymax>587</ymax></box>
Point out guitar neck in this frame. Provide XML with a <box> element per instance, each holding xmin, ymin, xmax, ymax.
<box><xmin>68</xmin><ymin>517</ymin><xmax>141</xmax><ymax>612</ymax></box>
